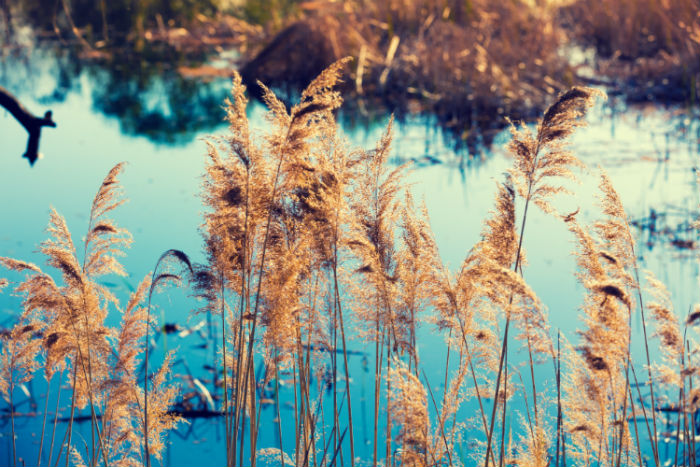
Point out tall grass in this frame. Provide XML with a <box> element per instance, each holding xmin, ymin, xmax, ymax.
<box><xmin>560</xmin><ymin>0</ymin><xmax>700</xmax><ymax>102</ymax></box>
<box><xmin>1</xmin><ymin>61</ymin><xmax>699</xmax><ymax>467</ymax></box>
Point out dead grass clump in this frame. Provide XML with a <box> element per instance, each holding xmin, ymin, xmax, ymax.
<box><xmin>239</xmin><ymin>0</ymin><xmax>572</xmax><ymax>148</ymax></box>
<box><xmin>561</xmin><ymin>0</ymin><xmax>700</xmax><ymax>102</ymax></box>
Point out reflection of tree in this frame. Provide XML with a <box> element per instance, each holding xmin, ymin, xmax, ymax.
<box><xmin>2</xmin><ymin>46</ymin><xmax>230</xmax><ymax>146</ymax></box>
<box><xmin>1</xmin><ymin>41</ymin><xmax>509</xmax><ymax>158</ymax></box>
<box><xmin>88</xmin><ymin>59</ymin><xmax>228</xmax><ymax>144</ymax></box>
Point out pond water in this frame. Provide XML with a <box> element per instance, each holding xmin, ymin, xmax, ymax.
<box><xmin>1</xmin><ymin>45</ymin><xmax>699</xmax><ymax>466</ymax></box>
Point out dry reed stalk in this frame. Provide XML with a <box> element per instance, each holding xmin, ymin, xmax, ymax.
<box><xmin>47</xmin><ymin>372</ymin><xmax>63</xmax><ymax>467</ymax></box>
<box><xmin>561</xmin><ymin>173</ymin><xmax>666</xmax><ymax>467</ymax></box>
<box><xmin>594</xmin><ymin>171</ymin><xmax>665</xmax><ymax>466</ymax></box>
<box><xmin>1</xmin><ymin>163</ymin><xmax>185</xmax><ymax>467</ymax></box>
<box><xmin>200</xmin><ymin>59</ymin><xmax>353</xmax><ymax>467</ymax></box>
<box><xmin>37</xmin><ymin>377</ymin><xmax>53</xmax><ymax>465</ymax></box>
<box><xmin>388</xmin><ymin>358</ymin><xmax>430</xmax><ymax>467</ymax></box>
<box><xmin>563</xmin><ymin>224</ymin><xmax>633</xmax><ymax>465</ymax></box>
<box><xmin>0</xmin><ymin>315</ymin><xmax>42</xmax><ymax>467</ymax></box>
<box><xmin>348</xmin><ymin>116</ymin><xmax>407</xmax><ymax>467</ymax></box>
<box><xmin>241</xmin><ymin>58</ymin><xmax>348</xmax><ymax>467</ymax></box>
<box><xmin>482</xmin><ymin>86</ymin><xmax>603</xmax><ymax>467</ymax></box>
<box><xmin>144</xmin><ymin>249</ymin><xmax>192</xmax><ymax>467</ymax></box>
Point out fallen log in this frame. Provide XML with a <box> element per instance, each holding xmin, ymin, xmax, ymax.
<box><xmin>0</xmin><ymin>85</ymin><xmax>56</xmax><ymax>165</ymax></box>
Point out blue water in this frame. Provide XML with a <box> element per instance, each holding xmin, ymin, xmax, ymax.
<box><xmin>1</xmin><ymin>46</ymin><xmax>699</xmax><ymax>466</ymax></box>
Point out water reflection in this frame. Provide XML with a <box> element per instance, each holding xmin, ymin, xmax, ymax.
<box><xmin>1</xmin><ymin>41</ymin><xmax>513</xmax><ymax>158</ymax></box>
<box><xmin>2</xmin><ymin>44</ymin><xmax>231</xmax><ymax>147</ymax></box>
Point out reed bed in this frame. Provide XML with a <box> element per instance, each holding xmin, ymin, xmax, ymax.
<box><xmin>237</xmin><ymin>0</ymin><xmax>571</xmax><ymax>146</ymax></box>
<box><xmin>1</xmin><ymin>61</ymin><xmax>699</xmax><ymax>467</ymax></box>
<box><xmin>6</xmin><ymin>0</ymin><xmax>697</xmax><ymax>152</ymax></box>
<box><xmin>560</xmin><ymin>0</ymin><xmax>700</xmax><ymax>103</ymax></box>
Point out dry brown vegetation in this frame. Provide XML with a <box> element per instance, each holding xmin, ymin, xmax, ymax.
<box><xmin>5</xmin><ymin>0</ymin><xmax>698</xmax><ymax>152</ymax></box>
<box><xmin>238</xmin><ymin>0</ymin><xmax>699</xmax><ymax>104</ymax></box>
<box><xmin>560</xmin><ymin>0</ymin><xmax>700</xmax><ymax>102</ymax></box>
<box><xmin>238</xmin><ymin>0</ymin><xmax>573</xmax><ymax>143</ymax></box>
<box><xmin>1</xmin><ymin>61</ymin><xmax>700</xmax><ymax>467</ymax></box>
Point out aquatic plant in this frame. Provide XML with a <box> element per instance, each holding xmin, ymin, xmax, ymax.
<box><xmin>1</xmin><ymin>61</ymin><xmax>699</xmax><ymax>467</ymax></box>
<box><xmin>0</xmin><ymin>164</ymin><xmax>183</xmax><ymax>467</ymax></box>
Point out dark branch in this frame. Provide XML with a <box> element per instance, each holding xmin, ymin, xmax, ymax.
<box><xmin>0</xmin><ymin>85</ymin><xmax>57</xmax><ymax>166</ymax></box>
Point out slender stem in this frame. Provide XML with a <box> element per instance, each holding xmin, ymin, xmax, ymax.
<box><xmin>499</xmin><ymin>346</ymin><xmax>508</xmax><ymax>467</ymax></box>
<box><xmin>332</xmin><ymin>246</ymin><xmax>355</xmax><ymax>466</ymax></box>
<box><xmin>464</xmin><ymin>341</ymin><xmax>493</xmax><ymax>465</ymax></box>
<box><xmin>626</xmin><ymin>238</ymin><xmax>659</xmax><ymax>467</ymax></box>
<box><xmin>292</xmin><ymin>357</ymin><xmax>299</xmax><ymax>465</ymax></box>
<box><xmin>424</xmin><ymin>371</ymin><xmax>454</xmax><ymax>467</ymax></box>
<box><xmin>555</xmin><ymin>331</ymin><xmax>562</xmax><ymax>467</ymax></box>
<box><xmin>144</xmin><ymin>295</ymin><xmax>152</xmax><ymax>467</ymax></box>
<box><xmin>37</xmin><ymin>377</ymin><xmax>53</xmax><ymax>466</ymax></box>
<box><xmin>484</xmin><ymin>174</ymin><xmax>533</xmax><ymax>467</ymax></box>
<box><xmin>525</xmin><ymin>331</ymin><xmax>538</xmax><ymax>427</ymax></box>
<box><xmin>10</xmin><ymin>374</ymin><xmax>16</xmax><ymax>467</ymax></box>
<box><xmin>686</xmin><ymin>338</ymin><xmax>696</xmax><ymax>467</ymax></box>
<box><xmin>372</xmin><ymin>325</ymin><xmax>384</xmax><ymax>467</ymax></box>
<box><xmin>53</xmin><ymin>416</ymin><xmax>70</xmax><ymax>467</ymax></box>
<box><xmin>273</xmin><ymin>356</ymin><xmax>285</xmax><ymax>467</ymax></box>
<box><xmin>629</xmin><ymin>361</ymin><xmax>657</xmax><ymax>462</ymax></box>
<box><xmin>65</xmin><ymin>364</ymin><xmax>78</xmax><ymax>467</ymax></box>
<box><xmin>48</xmin><ymin>375</ymin><xmax>62</xmax><ymax>467</ymax></box>
<box><xmin>484</xmin><ymin>319</ymin><xmax>510</xmax><ymax>467</ymax></box>
<box><xmin>516</xmin><ymin>372</ymin><xmax>535</xmax><ymax>439</ymax></box>
<box><xmin>626</xmin><ymin>380</ymin><xmax>644</xmax><ymax>467</ymax></box>
<box><xmin>220</xmin><ymin>273</ymin><xmax>230</xmax><ymax>465</ymax></box>
<box><xmin>385</xmin><ymin>344</ymin><xmax>392</xmax><ymax>467</ymax></box>
<box><xmin>333</xmin><ymin>294</ymin><xmax>339</xmax><ymax>461</ymax></box>
<box><xmin>673</xmin><ymin>387</ymin><xmax>683</xmax><ymax>467</ymax></box>
<box><xmin>442</xmin><ymin>330</ymin><xmax>452</xmax><ymax>409</ymax></box>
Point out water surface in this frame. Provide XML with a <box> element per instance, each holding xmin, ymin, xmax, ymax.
<box><xmin>1</xmin><ymin>46</ymin><xmax>699</xmax><ymax>466</ymax></box>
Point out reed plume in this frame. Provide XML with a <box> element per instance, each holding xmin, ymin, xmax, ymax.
<box><xmin>348</xmin><ymin>116</ymin><xmax>407</xmax><ymax>466</ymax></box>
<box><xmin>482</xmin><ymin>86</ymin><xmax>604</xmax><ymax>467</ymax></box>
<box><xmin>563</xmin><ymin>202</ymin><xmax>639</xmax><ymax>466</ymax></box>
<box><xmin>101</xmin><ymin>276</ymin><xmax>151</xmax><ymax>467</ymax></box>
<box><xmin>388</xmin><ymin>357</ymin><xmax>430</xmax><ymax>467</ymax></box>
<box><xmin>199</xmin><ymin>59</ymin><xmax>357</xmax><ymax>467</ymax></box>
<box><xmin>1</xmin><ymin>163</ymin><xmax>182</xmax><ymax>467</ymax></box>
<box><xmin>0</xmin><ymin>312</ymin><xmax>43</xmax><ymax>467</ymax></box>
<box><xmin>394</xmin><ymin>193</ymin><xmax>437</xmax><ymax>368</ymax></box>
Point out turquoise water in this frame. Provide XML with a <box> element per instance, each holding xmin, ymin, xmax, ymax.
<box><xmin>1</xmin><ymin>46</ymin><xmax>699</xmax><ymax>466</ymax></box>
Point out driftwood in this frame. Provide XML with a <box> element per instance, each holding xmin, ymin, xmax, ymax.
<box><xmin>0</xmin><ymin>85</ymin><xmax>56</xmax><ymax>165</ymax></box>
